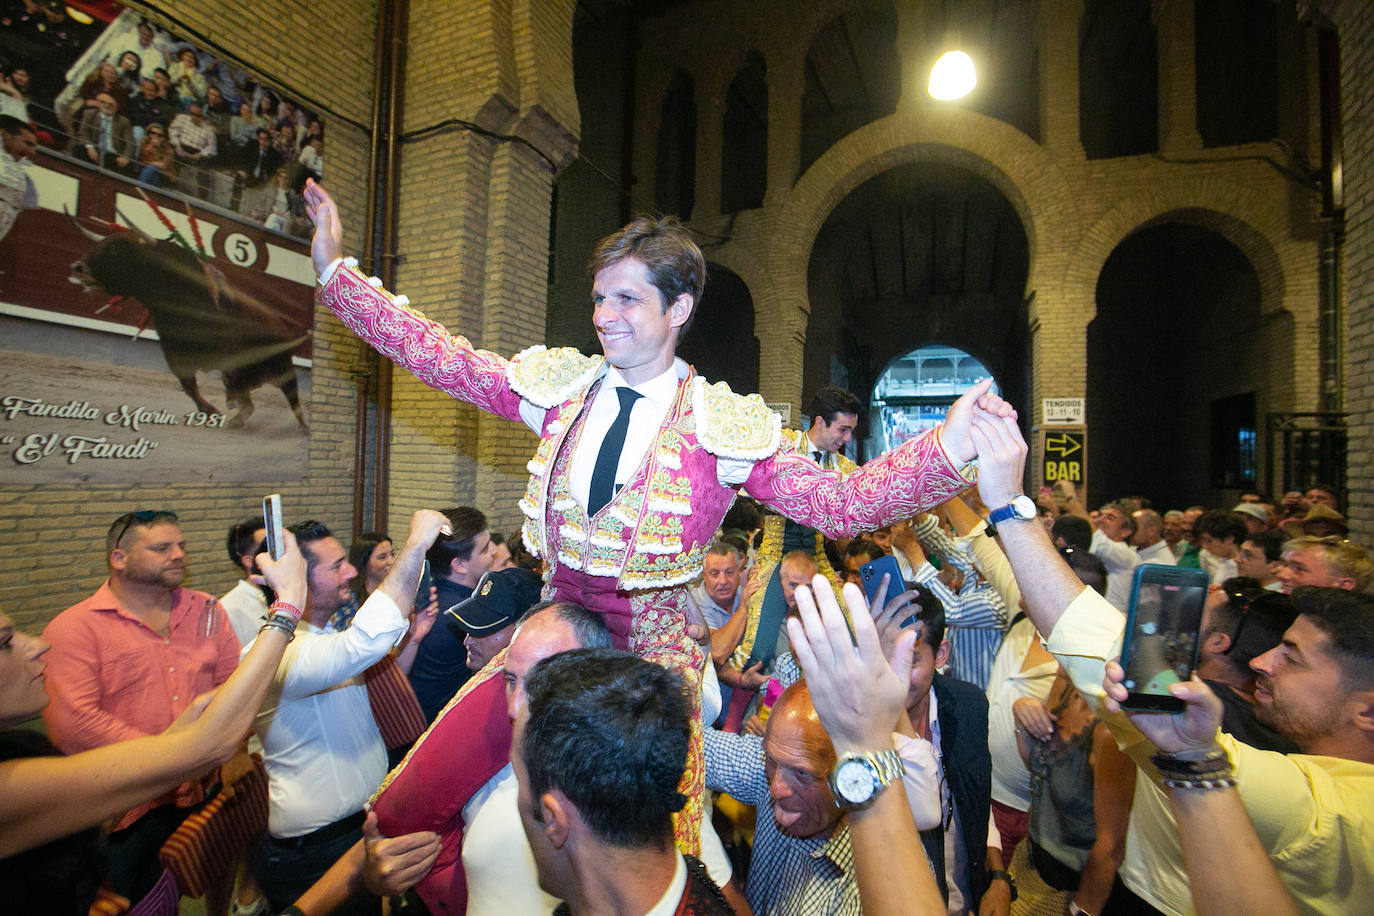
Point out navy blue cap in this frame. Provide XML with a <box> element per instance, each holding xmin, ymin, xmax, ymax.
<box><xmin>444</xmin><ymin>567</ymin><xmax>542</xmax><ymax>636</ymax></box>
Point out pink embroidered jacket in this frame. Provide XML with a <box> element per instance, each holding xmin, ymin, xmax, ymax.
<box><xmin>319</xmin><ymin>259</ymin><xmax>974</xmax><ymax>591</ymax></box>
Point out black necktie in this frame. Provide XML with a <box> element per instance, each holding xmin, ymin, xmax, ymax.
<box><xmin>813</xmin><ymin>450</ymin><xmax>824</xmax><ymax>466</ymax></box>
<box><xmin>588</xmin><ymin>387</ymin><xmax>642</xmax><ymax>515</ymax></box>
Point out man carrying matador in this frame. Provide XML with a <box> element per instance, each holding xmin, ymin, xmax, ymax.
<box><xmin>304</xmin><ymin>179</ymin><xmax>1004</xmax><ymax>852</ymax></box>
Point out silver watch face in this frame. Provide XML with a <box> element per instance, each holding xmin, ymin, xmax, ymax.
<box><xmin>1011</xmin><ymin>494</ymin><xmax>1037</xmax><ymax>520</ymax></box>
<box><xmin>834</xmin><ymin>758</ymin><xmax>877</xmax><ymax>805</ymax></box>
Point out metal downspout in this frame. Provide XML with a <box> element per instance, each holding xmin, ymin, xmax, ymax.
<box><xmin>352</xmin><ymin>0</ymin><xmax>393</xmax><ymax>539</ymax></box>
<box><xmin>372</xmin><ymin>0</ymin><xmax>409</xmax><ymax>535</ymax></box>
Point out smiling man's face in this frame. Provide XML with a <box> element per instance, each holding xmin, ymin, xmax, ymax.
<box><xmin>591</xmin><ymin>257</ymin><xmax>688</xmax><ymax>386</ymax></box>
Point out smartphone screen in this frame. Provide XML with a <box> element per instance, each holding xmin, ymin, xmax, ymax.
<box><xmin>1119</xmin><ymin>564</ymin><xmax>1208</xmax><ymax>712</ymax></box>
<box><xmin>860</xmin><ymin>554</ymin><xmax>906</xmax><ymax>607</ymax></box>
<box><xmin>263</xmin><ymin>493</ymin><xmax>284</xmax><ymax>560</ymax></box>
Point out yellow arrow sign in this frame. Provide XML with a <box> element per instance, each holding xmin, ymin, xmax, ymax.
<box><xmin>1046</xmin><ymin>433</ymin><xmax>1082</xmax><ymax>458</ymax></box>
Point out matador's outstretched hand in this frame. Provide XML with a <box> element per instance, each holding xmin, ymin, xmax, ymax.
<box><xmin>941</xmin><ymin>378</ymin><xmax>1017</xmax><ymax>465</ymax></box>
<box><xmin>305</xmin><ymin>177</ymin><xmax>344</xmax><ymax>278</ymax></box>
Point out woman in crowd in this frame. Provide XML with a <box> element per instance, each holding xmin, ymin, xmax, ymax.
<box><xmin>253</xmin><ymin>93</ymin><xmax>277</xmax><ymax>132</ymax></box>
<box><xmin>136</xmin><ymin>121</ymin><xmax>175</xmax><ymax>188</ymax></box>
<box><xmin>229</xmin><ymin>100</ymin><xmax>258</xmax><ymax>147</ymax></box>
<box><xmin>347</xmin><ymin>531</ymin><xmax>437</xmax><ymax>674</ymax></box>
<box><xmin>349</xmin><ymin>531</ymin><xmax>394</xmax><ymax>604</ymax></box>
<box><xmin>0</xmin><ymin>534</ymin><xmax>307</xmax><ymax>911</ymax></box>
<box><xmin>64</xmin><ymin>60</ymin><xmax>128</xmax><ymax>137</ymax></box>
<box><xmin>1010</xmin><ymin>666</ymin><xmax>1136</xmax><ymax>915</ymax></box>
<box><xmin>115</xmin><ymin>51</ymin><xmax>142</xmax><ymax>99</ymax></box>
<box><xmin>168</xmin><ymin>48</ymin><xmax>206</xmax><ymax>108</ymax></box>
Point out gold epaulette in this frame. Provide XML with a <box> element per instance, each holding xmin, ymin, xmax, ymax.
<box><xmin>691</xmin><ymin>377</ymin><xmax>781</xmax><ymax>461</ymax></box>
<box><xmin>507</xmin><ymin>345</ymin><xmax>603</xmax><ymax>409</ymax></box>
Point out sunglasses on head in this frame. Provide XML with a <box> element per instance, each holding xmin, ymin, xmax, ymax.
<box><xmin>112</xmin><ymin>510</ymin><xmax>178</xmax><ymax>548</ymax></box>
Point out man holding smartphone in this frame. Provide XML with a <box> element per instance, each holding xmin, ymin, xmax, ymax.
<box><xmin>965</xmin><ymin>397</ymin><xmax>1374</xmax><ymax>916</ymax></box>
<box><xmin>42</xmin><ymin>510</ymin><xmax>242</xmax><ymax>901</ymax></box>
<box><xmin>249</xmin><ymin>510</ymin><xmax>451</xmax><ymax>915</ymax></box>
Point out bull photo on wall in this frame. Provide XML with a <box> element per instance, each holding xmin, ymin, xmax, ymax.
<box><xmin>0</xmin><ymin>4</ymin><xmax>321</xmax><ymax>483</ymax></box>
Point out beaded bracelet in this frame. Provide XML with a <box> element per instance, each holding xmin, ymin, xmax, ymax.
<box><xmin>1160</xmin><ymin>773</ymin><xmax>1239</xmax><ymax>790</ymax></box>
<box><xmin>270</xmin><ymin>599</ymin><xmax>303</xmax><ymax>622</ymax></box>
<box><xmin>1149</xmin><ymin>748</ymin><xmax>1230</xmax><ymax>780</ymax></box>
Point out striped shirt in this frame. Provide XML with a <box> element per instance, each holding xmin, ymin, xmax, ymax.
<box><xmin>704</xmin><ymin>728</ymin><xmax>861</xmax><ymax>915</ymax></box>
<box><xmin>912</xmin><ymin>516</ymin><xmax>1009</xmax><ymax>690</ymax></box>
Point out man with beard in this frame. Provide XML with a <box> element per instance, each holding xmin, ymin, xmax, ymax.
<box><xmin>966</xmin><ymin>400</ymin><xmax>1374</xmax><ymax>916</ymax></box>
<box><xmin>42</xmin><ymin>510</ymin><xmax>242</xmax><ymax>900</ymax></box>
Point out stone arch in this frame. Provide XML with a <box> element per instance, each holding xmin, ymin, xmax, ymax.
<box><xmin>799</xmin><ymin>2</ymin><xmax>901</xmax><ymax>174</ymax></box>
<box><xmin>703</xmin><ymin>243</ymin><xmax>770</xmax><ymax>305</ymax></box>
<box><xmin>867</xmin><ymin>343</ymin><xmax>999</xmax><ymax>456</ymax></box>
<box><xmin>1087</xmin><ymin>220</ymin><xmax>1280</xmax><ymax>505</ymax></box>
<box><xmin>1065</xmin><ymin>183</ymin><xmax>1292</xmax><ymax>321</ymax></box>
<box><xmin>770</xmin><ymin>106</ymin><xmax>1077</xmax><ymax>300</ymax></box>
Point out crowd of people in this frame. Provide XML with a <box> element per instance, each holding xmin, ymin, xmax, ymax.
<box><xmin>0</xmin><ymin>10</ymin><xmax>321</xmax><ymax>235</ymax></box>
<box><xmin>1</xmin><ymin>402</ymin><xmax>1367</xmax><ymax>916</ymax></box>
<box><xmin>0</xmin><ymin>176</ymin><xmax>1370</xmax><ymax>916</ymax></box>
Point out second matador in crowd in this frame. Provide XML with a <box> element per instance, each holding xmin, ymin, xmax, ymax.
<box><xmin>304</xmin><ymin>178</ymin><xmax>1003</xmax><ymax>849</ymax></box>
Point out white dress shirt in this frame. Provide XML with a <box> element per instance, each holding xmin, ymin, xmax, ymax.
<box><xmin>220</xmin><ymin>578</ymin><xmax>268</xmax><ymax>648</ymax></box>
<box><xmin>1135</xmin><ymin>539</ymin><xmax>1177</xmax><ymax>566</ymax></box>
<box><xmin>1200</xmin><ymin>549</ymin><xmax>1238</xmax><ymax>587</ymax></box>
<box><xmin>985</xmin><ymin>617</ymin><xmax>1057</xmax><ymax>811</ymax></box>
<box><xmin>1090</xmin><ymin>528</ymin><xmax>1140</xmax><ymax>611</ymax></box>
<box><xmin>518</xmin><ymin>359</ymin><xmax>755</xmax><ymax>505</ymax></box>
<box><xmin>245</xmin><ymin>590</ymin><xmax>407</xmax><ymax>837</ymax></box>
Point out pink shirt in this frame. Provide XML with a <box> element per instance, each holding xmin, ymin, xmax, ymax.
<box><xmin>42</xmin><ymin>581</ymin><xmax>241</xmax><ymax>828</ymax></box>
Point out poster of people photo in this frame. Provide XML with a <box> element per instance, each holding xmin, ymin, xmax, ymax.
<box><xmin>0</xmin><ymin>2</ymin><xmax>319</xmax><ymax>483</ymax></box>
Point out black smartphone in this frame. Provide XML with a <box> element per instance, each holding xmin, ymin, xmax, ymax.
<box><xmin>263</xmin><ymin>493</ymin><xmax>284</xmax><ymax>560</ymax></box>
<box><xmin>860</xmin><ymin>554</ymin><xmax>906</xmax><ymax>607</ymax></box>
<box><xmin>413</xmin><ymin>559</ymin><xmax>432</xmax><ymax>613</ymax></box>
<box><xmin>1118</xmin><ymin>563</ymin><xmax>1209</xmax><ymax>713</ymax></box>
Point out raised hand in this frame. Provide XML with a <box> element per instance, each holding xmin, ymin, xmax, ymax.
<box><xmin>406</xmin><ymin>509</ymin><xmax>453</xmax><ymax>552</ymax></box>
<box><xmin>304</xmin><ymin>177</ymin><xmax>344</xmax><ymax>278</ymax></box>
<box><xmin>257</xmin><ymin>529</ymin><xmax>307</xmax><ymax>610</ymax></box>
<box><xmin>941</xmin><ymin>379</ymin><xmax>1017</xmax><ymax>465</ymax></box>
<box><xmin>969</xmin><ymin>410</ymin><xmax>1029</xmax><ymax>510</ymax></box>
<box><xmin>787</xmin><ymin>576</ymin><xmax>916</xmax><ymax>753</ymax></box>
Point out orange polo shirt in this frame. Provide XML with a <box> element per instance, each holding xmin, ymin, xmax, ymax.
<box><xmin>42</xmin><ymin>581</ymin><xmax>241</xmax><ymax>829</ymax></box>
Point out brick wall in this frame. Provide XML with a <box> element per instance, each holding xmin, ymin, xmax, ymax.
<box><xmin>1324</xmin><ymin>0</ymin><xmax>1374</xmax><ymax>544</ymax></box>
<box><xmin>0</xmin><ymin>0</ymin><xmax>378</xmax><ymax>631</ymax></box>
<box><xmin>0</xmin><ymin>0</ymin><xmax>579</xmax><ymax>632</ymax></box>
<box><xmin>390</xmin><ymin>0</ymin><xmax>577</xmax><ymax>536</ymax></box>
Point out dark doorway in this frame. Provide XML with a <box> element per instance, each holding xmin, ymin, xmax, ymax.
<box><xmin>678</xmin><ymin>263</ymin><xmax>758</xmax><ymax>394</ymax></box>
<box><xmin>1088</xmin><ymin>221</ymin><xmax>1282</xmax><ymax>508</ymax></box>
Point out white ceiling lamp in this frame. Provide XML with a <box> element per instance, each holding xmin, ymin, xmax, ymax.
<box><xmin>928</xmin><ymin>49</ymin><xmax>976</xmax><ymax>101</ymax></box>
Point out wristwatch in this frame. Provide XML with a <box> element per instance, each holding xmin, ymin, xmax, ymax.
<box><xmin>988</xmin><ymin>869</ymin><xmax>1018</xmax><ymax>901</ymax></box>
<box><xmin>985</xmin><ymin>494</ymin><xmax>1036</xmax><ymax>536</ymax></box>
<box><xmin>827</xmin><ymin>749</ymin><xmax>904</xmax><ymax>810</ymax></box>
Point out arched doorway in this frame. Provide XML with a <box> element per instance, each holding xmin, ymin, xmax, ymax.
<box><xmin>804</xmin><ymin>161</ymin><xmax>1030</xmax><ymax>459</ymax></box>
<box><xmin>1088</xmin><ymin>221</ymin><xmax>1290</xmax><ymax>507</ymax></box>
<box><xmin>869</xmin><ymin>345</ymin><xmax>996</xmax><ymax>454</ymax></box>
